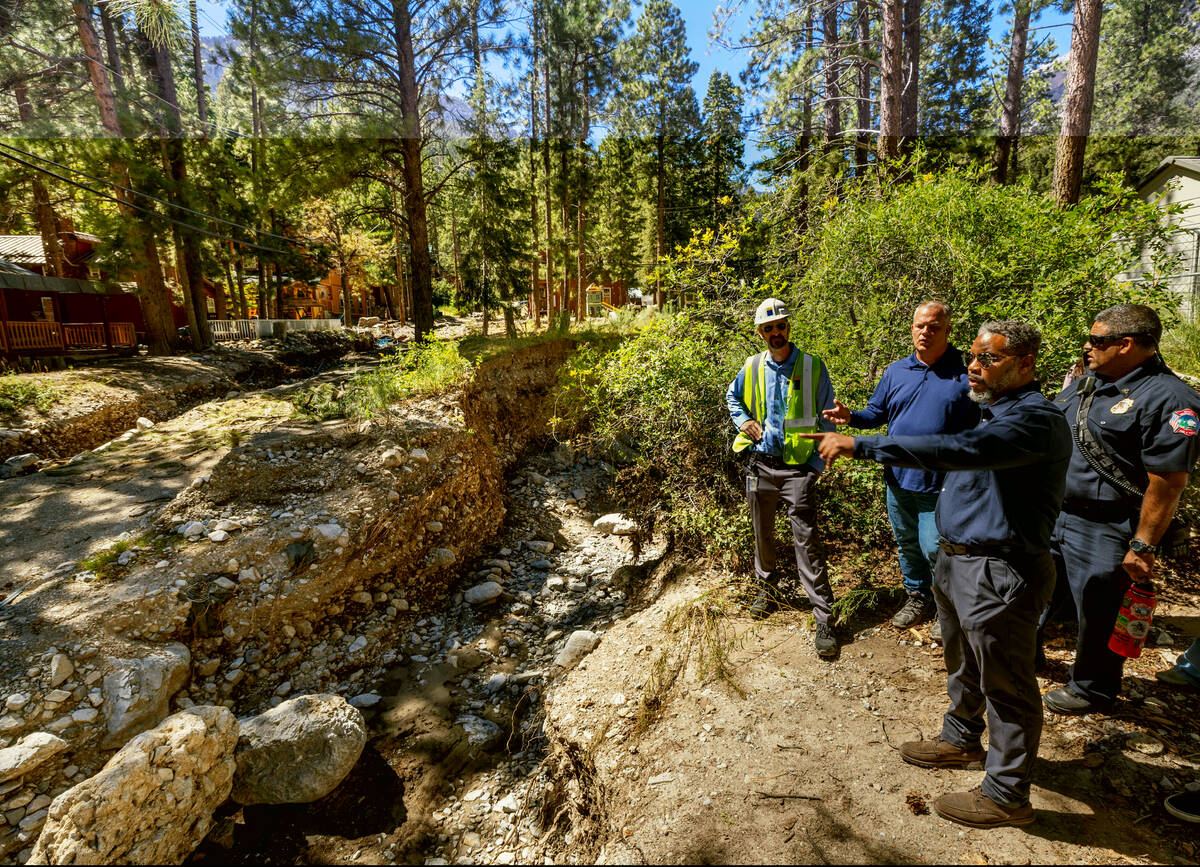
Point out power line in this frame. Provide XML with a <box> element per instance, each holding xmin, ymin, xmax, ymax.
<box><xmin>0</xmin><ymin>141</ymin><xmax>300</xmax><ymax>245</ymax></box>
<box><xmin>0</xmin><ymin>147</ymin><xmax>298</xmax><ymax>255</ymax></box>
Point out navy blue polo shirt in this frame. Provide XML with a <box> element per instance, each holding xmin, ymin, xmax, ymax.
<box><xmin>849</xmin><ymin>347</ymin><xmax>979</xmax><ymax>493</ymax></box>
<box><xmin>854</xmin><ymin>382</ymin><xmax>1072</xmax><ymax>552</ymax></box>
<box><xmin>1054</xmin><ymin>358</ymin><xmax>1200</xmax><ymax>506</ymax></box>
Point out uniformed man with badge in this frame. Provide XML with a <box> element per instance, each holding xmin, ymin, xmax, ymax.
<box><xmin>1042</xmin><ymin>304</ymin><xmax>1200</xmax><ymax>715</ymax></box>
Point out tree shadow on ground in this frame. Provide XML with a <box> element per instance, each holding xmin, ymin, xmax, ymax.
<box><xmin>1030</xmin><ymin>754</ymin><xmax>1200</xmax><ymax>862</ymax></box>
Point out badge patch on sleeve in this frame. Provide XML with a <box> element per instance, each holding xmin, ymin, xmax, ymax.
<box><xmin>1170</xmin><ymin>409</ymin><xmax>1199</xmax><ymax>436</ymax></box>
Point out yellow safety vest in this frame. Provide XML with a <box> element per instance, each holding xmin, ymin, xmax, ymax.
<box><xmin>732</xmin><ymin>350</ymin><xmax>822</xmax><ymax>465</ymax></box>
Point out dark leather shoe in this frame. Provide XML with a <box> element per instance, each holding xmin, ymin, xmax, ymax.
<box><xmin>899</xmin><ymin>738</ymin><xmax>985</xmax><ymax>769</ymax></box>
<box><xmin>933</xmin><ymin>787</ymin><xmax>1034</xmax><ymax>829</ymax></box>
<box><xmin>1043</xmin><ymin>686</ymin><xmax>1111</xmax><ymax>715</ymax></box>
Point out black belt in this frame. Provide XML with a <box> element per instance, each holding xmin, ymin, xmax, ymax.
<box><xmin>938</xmin><ymin>538</ymin><xmax>1029</xmax><ymax>558</ymax></box>
<box><xmin>750</xmin><ymin>453</ymin><xmax>792</xmax><ymax>470</ymax></box>
<box><xmin>1061</xmin><ymin>498</ymin><xmax>1138</xmax><ymax>522</ymax></box>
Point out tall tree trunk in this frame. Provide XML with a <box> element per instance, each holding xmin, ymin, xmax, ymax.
<box><xmin>391</xmin><ymin>0</ymin><xmax>434</xmax><ymax>339</ymax></box>
<box><xmin>822</xmin><ymin>0</ymin><xmax>842</xmax><ymax>145</ymax></box>
<box><xmin>234</xmin><ymin>251</ymin><xmax>248</xmax><ymax>317</ymax></box>
<box><xmin>98</xmin><ymin>1</ymin><xmax>124</xmax><ymax>93</ymax></box>
<box><xmin>576</xmin><ymin>66</ymin><xmax>588</xmax><ymax>323</ymax></box>
<box><xmin>543</xmin><ymin>51</ymin><xmax>554</xmax><ymax>316</ymax></box>
<box><xmin>994</xmin><ymin>0</ymin><xmax>1032</xmax><ymax>184</ymax></box>
<box><xmin>14</xmin><ymin>85</ymin><xmax>66</xmax><ymax>278</ymax></box>
<box><xmin>529</xmin><ymin>12</ymin><xmax>540</xmax><ymax>330</ymax></box>
<box><xmin>388</xmin><ymin>180</ymin><xmax>408</xmax><ymax>322</ymax></box>
<box><xmin>854</xmin><ymin>0</ymin><xmax>871</xmax><ymax>175</ymax></box>
<box><xmin>655</xmin><ymin>131</ymin><xmax>665</xmax><ymax>308</ymax></box>
<box><xmin>560</xmin><ymin>85</ymin><xmax>571</xmax><ymax>321</ymax></box>
<box><xmin>189</xmin><ymin>0</ymin><xmax>209</xmax><ymax>129</ymax></box>
<box><xmin>798</xmin><ymin>7</ymin><xmax>814</xmax><ymax>232</ymax></box>
<box><xmin>877</xmin><ymin>0</ymin><xmax>903</xmax><ymax>161</ymax></box>
<box><xmin>223</xmin><ymin>255</ymin><xmax>238</xmax><ymax>319</ymax></box>
<box><xmin>146</xmin><ymin>34</ymin><xmax>212</xmax><ymax>348</ymax></box>
<box><xmin>73</xmin><ymin>0</ymin><xmax>175</xmax><ymax>354</ymax></box>
<box><xmin>1052</xmin><ymin>0</ymin><xmax>1103</xmax><ymax>207</ymax></box>
<box><xmin>900</xmin><ymin>0</ymin><xmax>920</xmax><ymax>144</ymax></box>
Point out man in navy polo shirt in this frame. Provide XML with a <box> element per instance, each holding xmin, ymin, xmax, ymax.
<box><xmin>824</xmin><ymin>300</ymin><xmax>979</xmax><ymax>629</ymax></box>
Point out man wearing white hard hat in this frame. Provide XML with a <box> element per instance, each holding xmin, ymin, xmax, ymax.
<box><xmin>725</xmin><ymin>297</ymin><xmax>839</xmax><ymax>658</ymax></box>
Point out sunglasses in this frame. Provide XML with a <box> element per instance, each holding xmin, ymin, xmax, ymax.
<box><xmin>963</xmin><ymin>350</ymin><xmax>1018</xmax><ymax>369</ymax></box>
<box><xmin>1087</xmin><ymin>332</ymin><xmax>1141</xmax><ymax>348</ymax></box>
<box><xmin>759</xmin><ymin>322</ymin><xmax>788</xmax><ymax>334</ymax></box>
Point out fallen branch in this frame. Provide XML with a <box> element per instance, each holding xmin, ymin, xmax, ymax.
<box><xmin>754</xmin><ymin>791</ymin><xmax>821</xmax><ymax>801</ymax></box>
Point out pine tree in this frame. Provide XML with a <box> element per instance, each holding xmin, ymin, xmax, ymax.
<box><xmin>620</xmin><ymin>0</ymin><xmax>698</xmax><ymax>306</ymax></box>
<box><xmin>701</xmin><ymin>72</ymin><xmax>745</xmax><ymax>228</ymax></box>
<box><xmin>1092</xmin><ymin>0</ymin><xmax>1200</xmax><ymax>136</ymax></box>
<box><xmin>920</xmin><ymin>0</ymin><xmax>990</xmax><ymax>133</ymax></box>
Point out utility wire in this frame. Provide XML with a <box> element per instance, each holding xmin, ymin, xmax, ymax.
<box><xmin>0</xmin><ymin>141</ymin><xmax>300</xmax><ymax>245</ymax></box>
<box><xmin>0</xmin><ymin>147</ymin><xmax>299</xmax><ymax>255</ymax></box>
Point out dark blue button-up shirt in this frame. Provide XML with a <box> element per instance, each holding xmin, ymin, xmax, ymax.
<box><xmin>1054</xmin><ymin>358</ymin><xmax>1200</xmax><ymax>506</ymax></box>
<box><xmin>849</xmin><ymin>347</ymin><xmax>979</xmax><ymax>493</ymax></box>
<box><xmin>853</xmin><ymin>382</ymin><xmax>1072</xmax><ymax>552</ymax></box>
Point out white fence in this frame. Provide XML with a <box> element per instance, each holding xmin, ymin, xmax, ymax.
<box><xmin>210</xmin><ymin>318</ymin><xmax>344</xmax><ymax>341</ymax></box>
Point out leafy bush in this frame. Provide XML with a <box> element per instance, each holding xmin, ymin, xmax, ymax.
<box><xmin>0</xmin><ymin>373</ymin><xmax>59</xmax><ymax>418</ymax></box>
<box><xmin>786</xmin><ymin>167</ymin><xmax>1181</xmax><ymax>406</ymax></box>
<box><xmin>291</xmin><ymin>338</ymin><xmax>472</xmax><ymax>419</ymax></box>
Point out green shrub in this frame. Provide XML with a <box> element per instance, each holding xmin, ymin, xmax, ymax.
<box><xmin>0</xmin><ymin>373</ymin><xmax>59</xmax><ymax>418</ymax></box>
<box><xmin>291</xmin><ymin>338</ymin><xmax>472</xmax><ymax>420</ymax></box>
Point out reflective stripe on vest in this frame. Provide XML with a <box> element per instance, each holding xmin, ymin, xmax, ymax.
<box><xmin>732</xmin><ymin>350</ymin><xmax>822</xmax><ymax>464</ymax></box>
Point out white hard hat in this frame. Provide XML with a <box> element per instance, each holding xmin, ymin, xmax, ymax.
<box><xmin>754</xmin><ymin>298</ymin><xmax>790</xmax><ymax>326</ymax></box>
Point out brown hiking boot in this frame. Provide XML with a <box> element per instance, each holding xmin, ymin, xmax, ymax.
<box><xmin>932</xmin><ymin>787</ymin><xmax>1034</xmax><ymax>829</ymax></box>
<box><xmin>899</xmin><ymin>738</ymin><xmax>985</xmax><ymax>769</ymax></box>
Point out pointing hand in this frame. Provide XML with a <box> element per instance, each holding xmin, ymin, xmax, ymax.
<box><xmin>798</xmin><ymin>432</ymin><xmax>855</xmax><ymax>466</ymax></box>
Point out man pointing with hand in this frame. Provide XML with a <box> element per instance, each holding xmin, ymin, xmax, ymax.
<box><xmin>803</xmin><ymin>320</ymin><xmax>1072</xmax><ymax>830</ymax></box>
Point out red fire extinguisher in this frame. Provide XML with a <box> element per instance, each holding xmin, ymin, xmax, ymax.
<box><xmin>1108</xmin><ymin>583</ymin><xmax>1158</xmax><ymax>659</ymax></box>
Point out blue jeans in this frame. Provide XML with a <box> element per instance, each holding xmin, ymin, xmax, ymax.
<box><xmin>1174</xmin><ymin>637</ymin><xmax>1200</xmax><ymax>686</ymax></box>
<box><xmin>885</xmin><ymin>483</ymin><xmax>940</xmax><ymax>598</ymax></box>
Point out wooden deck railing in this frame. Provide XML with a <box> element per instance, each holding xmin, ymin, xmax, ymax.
<box><xmin>64</xmin><ymin>323</ymin><xmax>106</xmax><ymax>348</ymax></box>
<box><xmin>109</xmin><ymin>322</ymin><xmax>136</xmax><ymax>347</ymax></box>
<box><xmin>6</xmin><ymin>320</ymin><xmax>63</xmax><ymax>351</ymax></box>
<box><xmin>1</xmin><ymin>321</ymin><xmax>137</xmax><ymax>354</ymax></box>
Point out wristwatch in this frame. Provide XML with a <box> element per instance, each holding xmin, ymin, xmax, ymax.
<box><xmin>1129</xmin><ymin>538</ymin><xmax>1157</xmax><ymax>555</ymax></box>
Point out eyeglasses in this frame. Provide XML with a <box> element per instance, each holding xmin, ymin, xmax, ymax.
<box><xmin>759</xmin><ymin>322</ymin><xmax>788</xmax><ymax>334</ymax></box>
<box><xmin>963</xmin><ymin>350</ymin><xmax>1017</xmax><ymax>369</ymax></box>
<box><xmin>1086</xmin><ymin>332</ymin><xmax>1141</xmax><ymax>348</ymax></box>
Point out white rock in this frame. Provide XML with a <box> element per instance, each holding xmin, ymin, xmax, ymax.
<box><xmin>207</xmin><ymin>530</ymin><xmax>229</xmax><ymax>543</ymax></box>
<box><xmin>0</xmin><ymin>733</ymin><xmax>68</xmax><ymax>784</ymax></box>
<box><xmin>135</xmin><ymin>417</ymin><xmax>155</xmax><ymax>430</ymax></box>
<box><xmin>45</xmin><ymin>690</ymin><xmax>72</xmax><ymax>704</ymax></box>
<box><xmin>593</xmin><ymin>513</ymin><xmax>637</xmax><ymax>535</ymax></box>
<box><xmin>100</xmin><ymin>643</ymin><xmax>191</xmax><ymax>749</ymax></box>
<box><xmin>30</xmin><ymin>706</ymin><xmax>237</xmax><ymax>866</ymax></box>
<box><xmin>526</xmin><ymin>540</ymin><xmax>554</xmax><ymax>554</ymax></box>
<box><xmin>455</xmin><ymin>715</ymin><xmax>500</xmax><ymax>747</ymax></box>
<box><xmin>464</xmin><ymin>582</ymin><xmax>503</xmax><ymax>605</ymax></box>
<box><xmin>552</xmin><ymin>631</ymin><xmax>599</xmax><ymax>672</ymax></box>
<box><xmin>0</xmin><ymin>715</ymin><xmax>23</xmax><ymax>734</ymax></box>
<box><xmin>213</xmin><ymin>577</ymin><xmax>236</xmax><ymax>591</ymax></box>
<box><xmin>315</xmin><ymin>524</ymin><xmax>344</xmax><ymax>541</ymax></box>
<box><xmin>214</xmin><ymin>520</ymin><xmax>239</xmax><ymax>533</ymax></box>
<box><xmin>347</xmin><ymin>636</ymin><xmax>368</xmax><ymax>653</ymax></box>
<box><xmin>380</xmin><ymin>449</ymin><xmax>405</xmax><ymax>468</ymax></box>
<box><xmin>71</xmin><ymin>708</ymin><xmax>99</xmax><ymax>724</ymax></box>
<box><xmin>5</xmin><ymin>694</ymin><xmax>29</xmax><ymax>712</ymax></box>
<box><xmin>544</xmin><ymin>576</ymin><xmax>565</xmax><ymax>592</ymax></box>
<box><xmin>484</xmin><ymin>674</ymin><xmax>508</xmax><ymax>692</ymax></box>
<box><xmin>430</xmin><ymin>548</ymin><xmax>456</xmax><ymax>567</ymax></box>
<box><xmin>647</xmin><ymin>772</ymin><xmax>675</xmax><ymax>786</ymax></box>
<box><xmin>181</xmin><ymin>521</ymin><xmax>205</xmax><ymax>537</ymax></box>
<box><xmin>410</xmin><ymin>448</ymin><xmax>429</xmax><ymax>463</ymax></box>
<box><xmin>231</xmin><ymin>695</ymin><xmax>366</xmax><ymax>805</ymax></box>
<box><xmin>348</xmin><ymin>693</ymin><xmax>381</xmax><ymax>709</ymax></box>
<box><xmin>495</xmin><ymin>793</ymin><xmax>519</xmax><ymax>814</ymax></box>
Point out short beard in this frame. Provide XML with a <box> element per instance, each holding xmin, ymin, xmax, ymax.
<box><xmin>968</xmin><ymin>364</ymin><xmax>1024</xmax><ymax>405</ymax></box>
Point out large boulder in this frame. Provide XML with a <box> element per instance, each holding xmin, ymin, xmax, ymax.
<box><xmin>0</xmin><ymin>732</ymin><xmax>69</xmax><ymax>783</ymax></box>
<box><xmin>100</xmin><ymin>643</ymin><xmax>191</xmax><ymax>749</ymax></box>
<box><xmin>231</xmin><ymin>694</ymin><xmax>366</xmax><ymax>806</ymax></box>
<box><xmin>30</xmin><ymin>705</ymin><xmax>237</xmax><ymax>866</ymax></box>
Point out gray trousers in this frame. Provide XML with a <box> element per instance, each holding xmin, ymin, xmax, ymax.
<box><xmin>934</xmin><ymin>551</ymin><xmax>1055</xmax><ymax>807</ymax></box>
<box><xmin>747</xmin><ymin>460</ymin><xmax>834</xmax><ymax>624</ymax></box>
